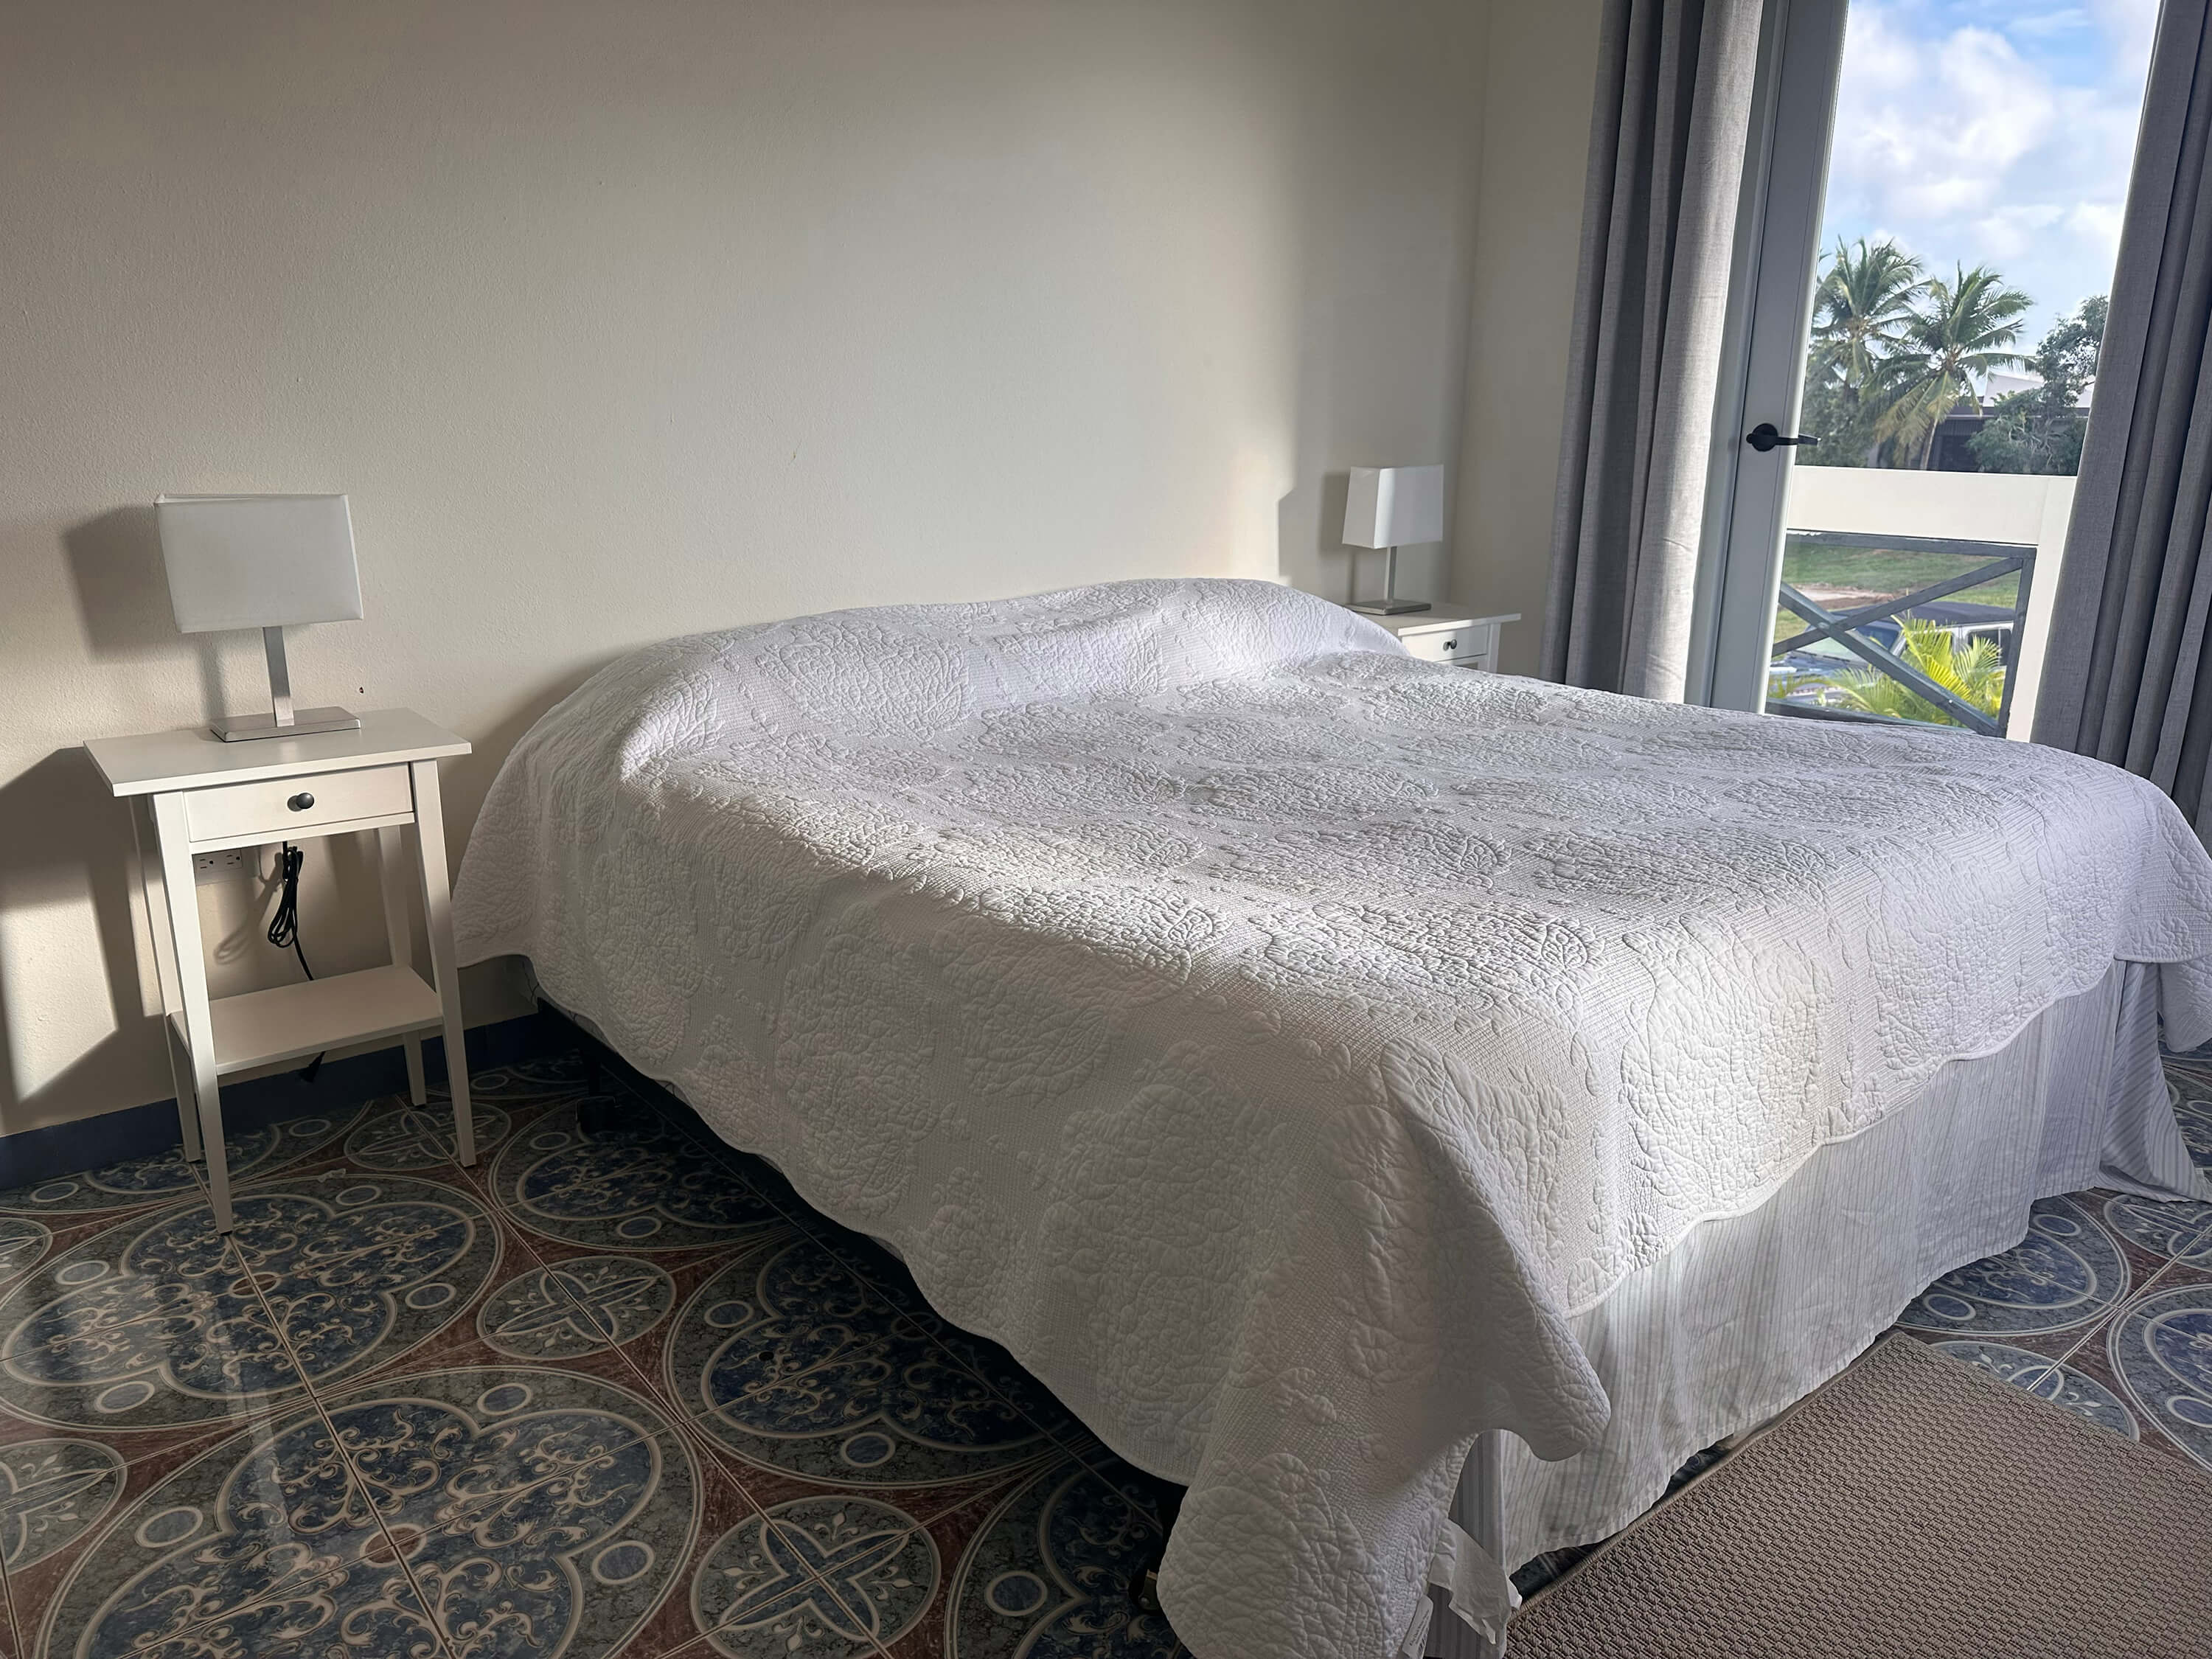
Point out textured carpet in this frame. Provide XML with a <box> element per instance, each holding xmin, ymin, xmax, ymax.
<box><xmin>1506</xmin><ymin>1333</ymin><xmax>2212</xmax><ymax>1659</ymax></box>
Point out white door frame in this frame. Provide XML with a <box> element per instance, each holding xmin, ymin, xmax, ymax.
<box><xmin>1691</xmin><ymin>0</ymin><xmax>1850</xmax><ymax>712</ymax></box>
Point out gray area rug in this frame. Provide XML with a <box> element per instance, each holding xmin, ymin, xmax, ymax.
<box><xmin>1507</xmin><ymin>1333</ymin><xmax>2212</xmax><ymax>1659</ymax></box>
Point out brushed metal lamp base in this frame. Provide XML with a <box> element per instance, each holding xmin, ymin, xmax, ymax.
<box><xmin>1348</xmin><ymin>544</ymin><xmax>1431</xmax><ymax>616</ymax></box>
<box><xmin>210</xmin><ymin>626</ymin><xmax>363</xmax><ymax>742</ymax></box>
<box><xmin>212</xmin><ymin>706</ymin><xmax>361</xmax><ymax>742</ymax></box>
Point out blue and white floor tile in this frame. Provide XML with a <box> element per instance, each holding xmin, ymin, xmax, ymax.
<box><xmin>1887</xmin><ymin>1054</ymin><xmax>2212</xmax><ymax>1478</ymax></box>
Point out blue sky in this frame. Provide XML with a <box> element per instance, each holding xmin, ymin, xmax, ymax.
<box><xmin>1819</xmin><ymin>0</ymin><xmax>2157</xmax><ymax>347</ymax></box>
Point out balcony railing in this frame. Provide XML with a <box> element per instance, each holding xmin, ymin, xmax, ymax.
<box><xmin>1767</xmin><ymin>530</ymin><xmax>2037</xmax><ymax>737</ymax></box>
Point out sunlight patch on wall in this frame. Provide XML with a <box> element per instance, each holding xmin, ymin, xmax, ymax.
<box><xmin>0</xmin><ymin>895</ymin><xmax>119</xmax><ymax>1101</ymax></box>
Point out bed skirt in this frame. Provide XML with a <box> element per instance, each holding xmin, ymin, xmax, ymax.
<box><xmin>1430</xmin><ymin>957</ymin><xmax>2212</xmax><ymax>1656</ymax></box>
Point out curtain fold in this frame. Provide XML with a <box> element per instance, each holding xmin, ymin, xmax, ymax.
<box><xmin>1542</xmin><ymin>0</ymin><xmax>1764</xmax><ymax>699</ymax></box>
<box><xmin>2033</xmin><ymin>1</ymin><xmax>2212</xmax><ymax>833</ymax></box>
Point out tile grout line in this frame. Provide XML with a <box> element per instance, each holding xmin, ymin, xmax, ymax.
<box><xmin>324</xmin><ymin>1087</ymin><xmax>780</xmax><ymax>1653</ymax></box>
<box><xmin>222</xmin><ymin>1208</ymin><xmax>465</xmax><ymax>1659</ymax></box>
<box><xmin>478</xmin><ymin>1077</ymin><xmax>907</xmax><ymax>1658</ymax></box>
<box><xmin>208</xmin><ymin>1096</ymin><xmax>568</xmax><ymax>1659</ymax></box>
<box><xmin>2055</xmin><ymin>1194</ymin><xmax>2212</xmax><ymax>1373</ymax></box>
<box><xmin>0</xmin><ymin>1531</ymin><xmax>27</xmax><ymax>1659</ymax></box>
<box><xmin>526</xmin><ymin>1241</ymin><xmax>911</xmax><ymax>1657</ymax></box>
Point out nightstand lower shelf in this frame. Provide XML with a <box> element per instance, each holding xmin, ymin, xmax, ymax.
<box><xmin>170</xmin><ymin>965</ymin><xmax>443</xmax><ymax>1077</ymax></box>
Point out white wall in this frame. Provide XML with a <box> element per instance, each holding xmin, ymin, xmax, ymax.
<box><xmin>1450</xmin><ymin>0</ymin><xmax>1604</xmax><ymax>674</ymax></box>
<box><xmin>0</xmin><ymin>0</ymin><xmax>1488</xmax><ymax>1134</ymax></box>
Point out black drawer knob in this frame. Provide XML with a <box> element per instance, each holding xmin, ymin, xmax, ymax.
<box><xmin>288</xmin><ymin>791</ymin><xmax>316</xmax><ymax>812</ymax></box>
<box><xmin>1442</xmin><ymin>638</ymin><xmax>1458</xmax><ymax>652</ymax></box>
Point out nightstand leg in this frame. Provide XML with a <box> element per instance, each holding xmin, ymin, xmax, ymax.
<box><xmin>131</xmin><ymin>800</ymin><xmax>201</xmax><ymax>1164</ymax></box>
<box><xmin>377</xmin><ymin>825</ymin><xmax>429</xmax><ymax>1106</ymax></box>
<box><xmin>153</xmin><ymin>794</ymin><xmax>234</xmax><ymax>1232</ymax></box>
<box><xmin>410</xmin><ymin>761</ymin><xmax>476</xmax><ymax>1167</ymax></box>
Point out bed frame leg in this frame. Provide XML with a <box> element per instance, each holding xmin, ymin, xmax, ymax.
<box><xmin>577</xmin><ymin>1048</ymin><xmax>622</xmax><ymax>1138</ymax></box>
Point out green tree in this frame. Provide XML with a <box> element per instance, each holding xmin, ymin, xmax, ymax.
<box><xmin>1801</xmin><ymin>239</ymin><xmax>1925</xmax><ymax>467</ymax></box>
<box><xmin>1968</xmin><ymin>294</ymin><xmax>2107</xmax><ymax>476</ymax></box>
<box><xmin>1876</xmin><ymin>264</ymin><xmax>2033</xmax><ymax>468</ymax></box>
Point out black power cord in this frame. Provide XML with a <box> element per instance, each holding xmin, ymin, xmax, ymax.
<box><xmin>268</xmin><ymin>842</ymin><xmax>325</xmax><ymax>1083</ymax></box>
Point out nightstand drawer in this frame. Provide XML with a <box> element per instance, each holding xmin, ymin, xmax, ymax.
<box><xmin>1399</xmin><ymin>622</ymin><xmax>1498</xmax><ymax>667</ymax></box>
<box><xmin>183</xmin><ymin>762</ymin><xmax>413</xmax><ymax>844</ymax></box>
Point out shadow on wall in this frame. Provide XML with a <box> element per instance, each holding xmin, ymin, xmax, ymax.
<box><xmin>1282</xmin><ymin>471</ymin><xmax>1355</xmax><ymax>604</ymax></box>
<box><xmin>0</xmin><ymin>508</ymin><xmax>220</xmax><ymax>1134</ymax></box>
<box><xmin>64</xmin><ymin>505</ymin><xmax>225</xmax><ymax>704</ymax></box>
<box><xmin>0</xmin><ymin>750</ymin><xmax>164</xmax><ymax>1131</ymax></box>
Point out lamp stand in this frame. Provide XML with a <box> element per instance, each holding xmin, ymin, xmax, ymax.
<box><xmin>1348</xmin><ymin>545</ymin><xmax>1432</xmax><ymax>616</ymax></box>
<box><xmin>210</xmin><ymin>627</ymin><xmax>361</xmax><ymax>742</ymax></box>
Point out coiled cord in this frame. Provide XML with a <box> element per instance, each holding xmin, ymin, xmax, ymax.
<box><xmin>268</xmin><ymin>842</ymin><xmax>324</xmax><ymax>1082</ymax></box>
<box><xmin>267</xmin><ymin>842</ymin><xmax>313</xmax><ymax>978</ymax></box>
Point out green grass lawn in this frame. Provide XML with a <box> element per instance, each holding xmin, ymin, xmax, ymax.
<box><xmin>1773</xmin><ymin>535</ymin><xmax>2022</xmax><ymax>651</ymax></box>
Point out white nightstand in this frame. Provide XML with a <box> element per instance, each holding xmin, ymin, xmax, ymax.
<box><xmin>1354</xmin><ymin>605</ymin><xmax>1521</xmax><ymax>672</ymax></box>
<box><xmin>86</xmin><ymin>709</ymin><xmax>477</xmax><ymax>1231</ymax></box>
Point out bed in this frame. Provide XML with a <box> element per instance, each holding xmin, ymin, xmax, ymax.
<box><xmin>451</xmin><ymin>577</ymin><xmax>2212</xmax><ymax>1659</ymax></box>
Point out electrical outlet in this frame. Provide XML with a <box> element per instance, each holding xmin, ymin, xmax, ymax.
<box><xmin>192</xmin><ymin>847</ymin><xmax>255</xmax><ymax>886</ymax></box>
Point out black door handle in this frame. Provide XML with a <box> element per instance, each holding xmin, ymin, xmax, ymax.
<box><xmin>1746</xmin><ymin>422</ymin><xmax>1819</xmax><ymax>453</ymax></box>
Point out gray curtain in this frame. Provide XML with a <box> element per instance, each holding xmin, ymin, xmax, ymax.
<box><xmin>2033</xmin><ymin>1</ymin><xmax>2212</xmax><ymax>835</ymax></box>
<box><xmin>1543</xmin><ymin>0</ymin><xmax>1764</xmax><ymax>699</ymax></box>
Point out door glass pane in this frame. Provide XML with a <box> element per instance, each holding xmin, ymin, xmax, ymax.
<box><xmin>1765</xmin><ymin>0</ymin><xmax>2157</xmax><ymax>736</ymax></box>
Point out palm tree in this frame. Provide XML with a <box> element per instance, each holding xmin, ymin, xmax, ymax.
<box><xmin>1811</xmin><ymin>238</ymin><xmax>1924</xmax><ymax>391</ymax></box>
<box><xmin>1876</xmin><ymin>264</ymin><xmax>2031</xmax><ymax>468</ymax></box>
<box><xmin>1803</xmin><ymin>240</ymin><xmax>1924</xmax><ymax>466</ymax></box>
<box><xmin>1828</xmin><ymin>617</ymin><xmax>2006</xmax><ymax>728</ymax></box>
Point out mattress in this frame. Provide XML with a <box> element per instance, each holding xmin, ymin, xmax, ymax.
<box><xmin>452</xmin><ymin>577</ymin><xmax>2212</xmax><ymax>1659</ymax></box>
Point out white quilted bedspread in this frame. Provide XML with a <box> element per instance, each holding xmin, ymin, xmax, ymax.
<box><xmin>453</xmin><ymin>577</ymin><xmax>2212</xmax><ymax>1659</ymax></box>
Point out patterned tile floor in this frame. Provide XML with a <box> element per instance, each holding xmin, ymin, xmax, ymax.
<box><xmin>1884</xmin><ymin>1048</ymin><xmax>2212</xmax><ymax>1457</ymax></box>
<box><xmin>0</xmin><ymin>1048</ymin><xmax>2205</xmax><ymax>1657</ymax></box>
<box><xmin>0</xmin><ymin>1056</ymin><xmax>1186</xmax><ymax>1659</ymax></box>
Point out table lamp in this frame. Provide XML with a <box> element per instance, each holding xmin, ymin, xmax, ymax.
<box><xmin>156</xmin><ymin>493</ymin><xmax>364</xmax><ymax>741</ymax></box>
<box><xmin>1343</xmin><ymin>464</ymin><xmax>1445</xmax><ymax>615</ymax></box>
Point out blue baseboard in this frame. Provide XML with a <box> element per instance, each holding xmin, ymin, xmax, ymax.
<box><xmin>0</xmin><ymin>1011</ymin><xmax>564</xmax><ymax>1194</ymax></box>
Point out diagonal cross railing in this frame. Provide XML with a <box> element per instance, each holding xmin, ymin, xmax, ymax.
<box><xmin>1766</xmin><ymin>530</ymin><xmax>2037</xmax><ymax>737</ymax></box>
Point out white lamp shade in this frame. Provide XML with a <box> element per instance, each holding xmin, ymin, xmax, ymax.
<box><xmin>1342</xmin><ymin>465</ymin><xmax>1445</xmax><ymax>549</ymax></box>
<box><xmin>156</xmin><ymin>494</ymin><xmax>363</xmax><ymax>634</ymax></box>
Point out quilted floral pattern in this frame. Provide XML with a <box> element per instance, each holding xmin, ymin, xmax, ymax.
<box><xmin>453</xmin><ymin>577</ymin><xmax>2212</xmax><ymax>1659</ymax></box>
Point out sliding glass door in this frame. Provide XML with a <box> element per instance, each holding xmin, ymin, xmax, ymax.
<box><xmin>1706</xmin><ymin>0</ymin><xmax>2159</xmax><ymax>737</ymax></box>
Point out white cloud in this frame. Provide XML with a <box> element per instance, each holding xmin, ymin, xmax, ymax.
<box><xmin>1820</xmin><ymin>0</ymin><xmax>2152</xmax><ymax>339</ymax></box>
<box><xmin>2011</xmin><ymin>9</ymin><xmax>2093</xmax><ymax>41</ymax></box>
<box><xmin>2090</xmin><ymin>0</ymin><xmax>2159</xmax><ymax>74</ymax></box>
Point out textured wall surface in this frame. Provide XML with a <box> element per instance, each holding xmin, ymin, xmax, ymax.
<box><xmin>0</xmin><ymin>0</ymin><xmax>1489</xmax><ymax>1132</ymax></box>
